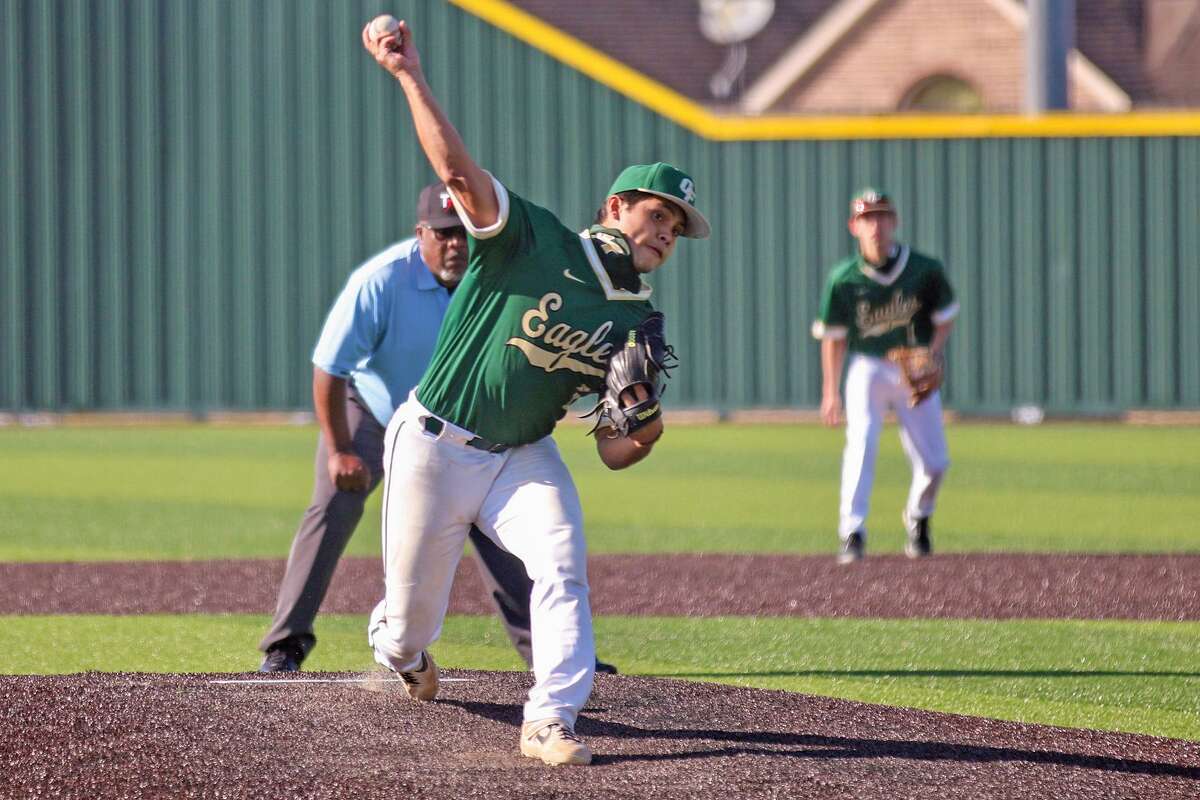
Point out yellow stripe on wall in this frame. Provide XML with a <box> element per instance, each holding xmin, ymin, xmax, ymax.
<box><xmin>447</xmin><ymin>0</ymin><xmax>1200</xmax><ymax>141</ymax></box>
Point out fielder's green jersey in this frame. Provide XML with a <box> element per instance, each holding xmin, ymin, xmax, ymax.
<box><xmin>816</xmin><ymin>245</ymin><xmax>958</xmax><ymax>357</ymax></box>
<box><xmin>416</xmin><ymin>177</ymin><xmax>654</xmax><ymax>446</ymax></box>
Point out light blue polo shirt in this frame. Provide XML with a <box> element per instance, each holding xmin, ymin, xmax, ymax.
<box><xmin>312</xmin><ymin>238</ymin><xmax>451</xmax><ymax>426</ymax></box>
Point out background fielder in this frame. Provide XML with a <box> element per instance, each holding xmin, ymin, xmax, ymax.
<box><xmin>814</xmin><ymin>189</ymin><xmax>959</xmax><ymax>564</ymax></box>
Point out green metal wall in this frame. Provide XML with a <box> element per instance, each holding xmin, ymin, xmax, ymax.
<box><xmin>3</xmin><ymin>0</ymin><xmax>1198</xmax><ymax>414</ymax></box>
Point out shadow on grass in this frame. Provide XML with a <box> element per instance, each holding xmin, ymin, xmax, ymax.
<box><xmin>446</xmin><ymin>699</ymin><xmax>1200</xmax><ymax>776</ymax></box>
<box><xmin>658</xmin><ymin>669</ymin><xmax>1200</xmax><ymax>680</ymax></box>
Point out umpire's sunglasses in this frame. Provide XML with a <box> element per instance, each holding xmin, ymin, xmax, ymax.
<box><xmin>421</xmin><ymin>225</ymin><xmax>468</xmax><ymax>241</ymax></box>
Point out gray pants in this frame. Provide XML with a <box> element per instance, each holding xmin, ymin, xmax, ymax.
<box><xmin>258</xmin><ymin>389</ymin><xmax>534</xmax><ymax>666</ymax></box>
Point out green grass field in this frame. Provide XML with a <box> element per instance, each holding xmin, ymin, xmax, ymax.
<box><xmin>1</xmin><ymin>423</ymin><xmax>1198</xmax><ymax>740</ymax></box>
<box><xmin>2</xmin><ymin>423</ymin><xmax>1197</xmax><ymax>560</ymax></box>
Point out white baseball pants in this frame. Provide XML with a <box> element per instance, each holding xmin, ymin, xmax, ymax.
<box><xmin>839</xmin><ymin>354</ymin><xmax>950</xmax><ymax>540</ymax></box>
<box><xmin>368</xmin><ymin>392</ymin><xmax>595</xmax><ymax>727</ymax></box>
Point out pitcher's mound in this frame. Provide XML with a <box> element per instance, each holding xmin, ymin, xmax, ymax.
<box><xmin>3</xmin><ymin>671</ymin><xmax>1197</xmax><ymax>799</ymax></box>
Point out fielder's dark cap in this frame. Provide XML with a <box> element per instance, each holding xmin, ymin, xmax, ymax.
<box><xmin>416</xmin><ymin>182</ymin><xmax>462</xmax><ymax>229</ymax></box>
<box><xmin>849</xmin><ymin>187</ymin><xmax>896</xmax><ymax>219</ymax></box>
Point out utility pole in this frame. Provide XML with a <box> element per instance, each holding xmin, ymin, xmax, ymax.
<box><xmin>1025</xmin><ymin>0</ymin><xmax>1075</xmax><ymax>112</ymax></box>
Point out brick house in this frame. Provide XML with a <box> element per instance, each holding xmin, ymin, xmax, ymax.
<box><xmin>507</xmin><ymin>0</ymin><xmax>1200</xmax><ymax>113</ymax></box>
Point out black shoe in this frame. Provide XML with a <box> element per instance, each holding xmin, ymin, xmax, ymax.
<box><xmin>837</xmin><ymin>531</ymin><xmax>865</xmax><ymax>564</ymax></box>
<box><xmin>903</xmin><ymin>511</ymin><xmax>932</xmax><ymax>558</ymax></box>
<box><xmin>595</xmin><ymin>659</ymin><xmax>619</xmax><ymax>675</ymax></box>
<box><xmin>259</xmin><ymin>638</ymin><xmax>305</xmax><ymax>673</ymax></box>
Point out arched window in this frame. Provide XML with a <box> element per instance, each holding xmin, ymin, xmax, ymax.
<box><xmin>900</xmin><ymin>74</ymin><xmax>984</xmax><ymax>112</ymax></box>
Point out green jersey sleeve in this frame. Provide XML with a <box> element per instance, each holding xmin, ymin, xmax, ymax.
<box><xmin>816</xmin><ymin>271</ymin><xmax>852</xmax><ymax>339</ymax></box>
<box><xmin>927</xmin><ymin>262</ymin><xmax>960</xmax><ymax>325</ymax></box>
<box><xmin>447</xmin><ymin>173</ymin><xmax>534</xmax><ymax>275</ymax></box>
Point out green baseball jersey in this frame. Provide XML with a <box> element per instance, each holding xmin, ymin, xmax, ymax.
<box><xmin>416</xmin><ymin>177</ymin><xmax>654</xmax><ymax>446</ymax></box>
<box><xmin>816</xmin><ymin>245</ymin><xmax>958</xmax><ymax>357</ymax></box>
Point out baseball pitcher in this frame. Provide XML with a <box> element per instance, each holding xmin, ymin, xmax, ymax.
<box><xmin>258</xmin><ymin>182</ymin><xmax>576</xmax><ymax>674</ymax></box>
<box><xmin>362</xmin><ymin>17</ymin><xmax>709</xmax><ymax>766</ymax></box>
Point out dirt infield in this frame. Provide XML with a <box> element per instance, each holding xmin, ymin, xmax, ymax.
<box><xmin>6</xmin><ymin>554</ymin><xmax>1200</xmax><ymax>797</ymax></box>
<box><xmin>3</xmin><ymin>671</ymin><xmax>1197</xmax><ymax>800</ymax></box>
<box><xmin>4</xmin><ymin>553</ymin><xmax>1199</xmax><ymax>620</ymax></box>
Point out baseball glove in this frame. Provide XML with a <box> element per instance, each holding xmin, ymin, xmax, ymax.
<box><xmin>583</xmin><ymin>312</ymin><xmax>678</xmax><ymax>438</ymax></box>
<box><xmin>887</xmin><ymin>346</ymin><xmax>944</xmax><ymax>407</ymax></box>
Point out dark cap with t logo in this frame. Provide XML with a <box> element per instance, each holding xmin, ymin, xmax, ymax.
<box><xmin>416</xmin><ymin>182</ymin><xmax>462</xmax><ymax>229</ymax></box>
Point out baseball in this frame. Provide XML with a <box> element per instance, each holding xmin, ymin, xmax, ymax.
<box><xmin>368</xmin><ymin>14</ymin><xmax>401</xmax><ymax>44</ymax></box>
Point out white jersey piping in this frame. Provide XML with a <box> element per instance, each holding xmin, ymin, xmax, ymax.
<box><xmin>858</xmin><ymin>244</ymin><xmax>910</xmax><ymax>287</ymax></box>
<box><xmin>445</xmin><ymin>172</ymin><xmax>510</xmax><ymax>240</ymax></box>
<box><xmin>579</xmin><ymin>231</ymin><xmax>653</xmax><ymax>302</ymax></box>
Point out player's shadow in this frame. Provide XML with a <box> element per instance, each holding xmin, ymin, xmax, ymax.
<box><xmin>444</xmin><ymin>699</ymin><xmax>1200</xmax><ymax>777</ymax></box>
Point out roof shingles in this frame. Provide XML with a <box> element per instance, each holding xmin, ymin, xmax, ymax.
<box><xmin>506</xmin><ymin>0</ymin><xmax>1198</xmax><ymax>108</ymax></box>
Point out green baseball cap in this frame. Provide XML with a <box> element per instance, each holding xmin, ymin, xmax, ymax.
<box><xmin>607</xmin><ymin>162</ymin><xmax>710</xmax><ymax>239</ymax></box>
<box><xmin>849</xmin><ymin>187</ymin><xmax>895</xmax><ymax>218</ymax></box>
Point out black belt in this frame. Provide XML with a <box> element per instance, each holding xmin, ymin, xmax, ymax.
<box><xmin>422</xmin><ymin>416</ymin><xmax>510</xmax><ymax>454</ymax></box>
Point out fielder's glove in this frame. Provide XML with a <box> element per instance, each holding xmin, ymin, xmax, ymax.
<box><xmin>887</xmin><ymin>346</ymin><xmax>944</xmax><ymax>407</ymax></box>
<box><xmin>583</xmin><ymin>312</ymin><xmax>678</xmax><ymax>438</ymax></box>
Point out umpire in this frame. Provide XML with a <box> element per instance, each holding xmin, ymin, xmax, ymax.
<box><xmin>258</xmin><ymin>182</ymin><xmax>611</xmax><ymax>673</ymax></box>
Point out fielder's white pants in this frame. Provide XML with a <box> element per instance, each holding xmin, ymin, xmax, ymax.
<box><xmin>368</xmin><ymin>392</ymin><xmax>594</xmax><ymax>727</ymax></box>
<box><xmin>839</xmin><ymin>354</ymin><xmax>950</xmax><ymax>540</ymax></box>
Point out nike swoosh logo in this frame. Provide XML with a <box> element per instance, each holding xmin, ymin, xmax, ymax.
<box><xmin>563</xmin><ymin>268</ymin><xmax>587</xmax><ymax>285</ymax></box>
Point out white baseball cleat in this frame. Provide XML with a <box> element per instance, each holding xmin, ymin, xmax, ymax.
<box><xmin>520</xmin><ymin>719</ymin><xmax>592</xmax><ymax>766</ymax></box>
<box><xmin>396</xmin><ymin>650</ymin><xmax>439</xmax><ymax>701</ymax></box>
